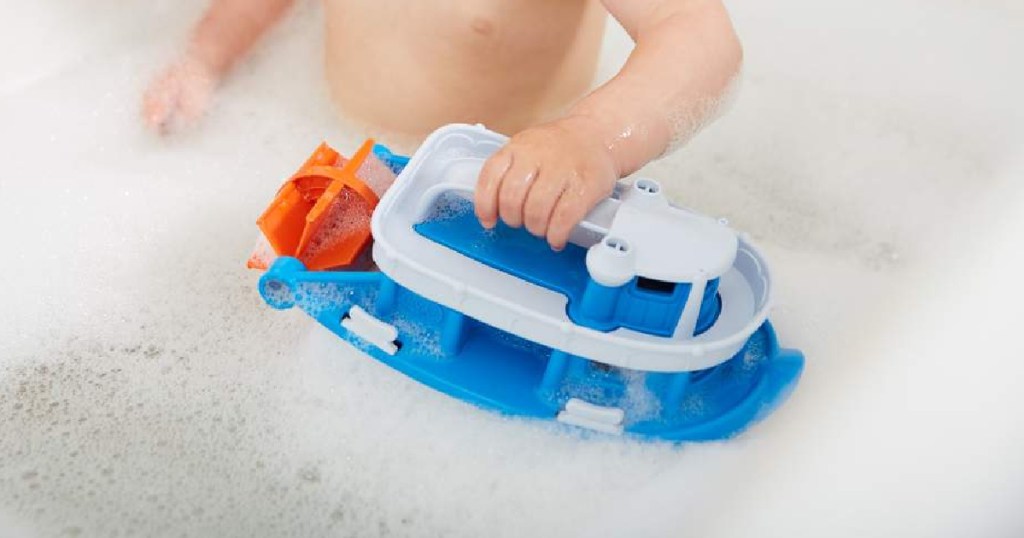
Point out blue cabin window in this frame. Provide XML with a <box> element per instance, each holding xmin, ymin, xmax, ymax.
<box><xmin>635</xmin><ymin>277</ymin><xmax>676</xmax><ymax>295</ymax></box>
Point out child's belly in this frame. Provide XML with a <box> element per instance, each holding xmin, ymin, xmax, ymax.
<box><xmin>323</xmin><ymin>0</ymin><xmax>606</xmax><ymax>139</ymax></box>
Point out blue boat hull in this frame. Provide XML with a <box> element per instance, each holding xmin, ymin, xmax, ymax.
<box><xmin>260</xmin><ymin>256</ymin><xmax>803</xmax><ymax>442</ymax></box>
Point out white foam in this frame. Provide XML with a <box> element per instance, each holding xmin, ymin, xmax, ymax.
<box><xmin>300</xmin><ymin>188</ymin><xmax>373</xmax><ymax>264</ymax></box>
<box><xmin>1</xmin><ymin>1</ymin><xmax>1023</xmax><ymax>537</ymax></box>
<box><xmin>355</xmin><ymin>153</ymin><xmax>397</xmax><ymax>199</ymax></box>
<box><xmin>247</xmin><ymin>232</ymin><xmax>278</xmax><ymax>269</ymax></box>
<box><xmin>619</xmin><ymin>370</ymin><xmax>661</xmax><ymax>424</ymax></box>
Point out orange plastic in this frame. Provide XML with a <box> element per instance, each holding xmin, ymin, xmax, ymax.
<box><xmin>249</xmin><ymin>139</ymin><xmax>380</xmax><ymax>271</ymax></box>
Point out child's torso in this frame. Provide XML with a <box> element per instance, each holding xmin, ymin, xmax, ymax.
<box><xmin>323</xmin><ymin>0</ymin><xmax>606</xmax><ymax>139</ymax></box>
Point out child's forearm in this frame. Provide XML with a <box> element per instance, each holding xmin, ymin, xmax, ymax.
<box><xmin>470</xmin><ymin>0</ymin><xmax>741</xmax><ymax>249</ymax></box>
<box><xmin>186</xmin><ymin>0</ymin><xmax>296</xmax><ymax>76</ymax></box>
<box><xmin>569</xmin><ymin>0</ymin><xmax>742</xmax><ymax>176</ymax></box>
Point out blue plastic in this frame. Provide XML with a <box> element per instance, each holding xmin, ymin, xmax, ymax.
<box><xmin>258</xmin><ymin>138</ymin><xmax>804</xmax><ymax>441</ymax></box>
<box><xmin>259</xmin><ymin>253</ymin><xmax>804</xmax><ymax>442</ymax></box>
<box><xmin>372</xmin><ymin>144</ymin><xmax>411</xmax><ymax>176</ymax></box>
<box><xmin>413</xmin><ymin>194</ymin><xmax>722</xmax><ymax>337</ymax></box>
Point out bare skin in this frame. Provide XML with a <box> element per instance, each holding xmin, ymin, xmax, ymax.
<box><xmin>143</xmin><ymin>0</ymin><xmax>295</xmax><ymax>133</ymax></box>
<box><xmin>143</xmin><ymin>0</ymin><xmax>742</xmax><ymax>249</ymax></box>
<box><xmin>322</xmin><ymin>0</ymin><xmax>607</xmax><ymax>137</ymax></box>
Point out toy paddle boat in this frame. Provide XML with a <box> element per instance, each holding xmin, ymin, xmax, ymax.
<box><xmin>252</xmin><ymin>124</ymin><xmax>804</xmax><ymax>441</ymax></box>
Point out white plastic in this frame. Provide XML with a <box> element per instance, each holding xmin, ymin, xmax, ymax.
<box><xmin>556</xmin><ymin>398</ymin><xmax>625</xmax><ymax>435</ymax></box>
<box><xmin>585</xmin><ymin>177</ymin><xmax>737</xmax><ymax>286</ymax></box>
<box><xmin>342</xmin><ymin>305</ymin><xmax>399</xmax><ymax>355</ymax></box>
<box><xmin>370</xmin><ymin>124</ymin><xmax>774</xmax><ymax>373</ymax></box>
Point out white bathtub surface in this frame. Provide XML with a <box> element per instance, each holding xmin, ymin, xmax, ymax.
<box><xmin>1</xmin><ymin>0</ymin><xmax>1022</xmax><ymax>536</ymax></box>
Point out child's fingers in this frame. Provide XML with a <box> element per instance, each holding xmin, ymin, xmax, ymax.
<box><xmin>523</xmin><ymin>173</ymin><xmax>568</xmax><ymax>238</ymax></box>
<box><xmin>546</xmin><ymin>180</ymin><xmax>608</xmax><ymax>250</ymax></box>
<box><xmin>142</xmin><ymin>68</ymin><xmax>185</xmax><ymax>134</ymax></box>
<box><xmin>475</xmin><ymin>150</ymin><xmax>512</xmax><ymax>229</ymax></box>
<box><xmin>142</xmin><ymin>96</ymin><xmax>166</xmax><ymax>130</ymax></box>
<box><xmin>546</xmin><ymin>194</ymin><xmax>587</xmax><ymax>251</ymax></box>
<box><xmin>142</xmin><ymin>74</ymin><xmax>168</xmax><ymax>121</ymax></box>
<box><xmin>141</xmin><ymin>60</ymin><xmax>215</xmax><ymax>134</ymax></box>
<box><xmin>142</xmin><ymin>88</ymin><xmax>175</xmax><ymax>134</ymax></box>
<box><xmin>497</xmin><ymin>157</ymin><xmax>539</xmax><ymax>228</ymax></box>
<box><xmin>178</xmin><ymin>77</ymin><xmax>211</xmax><ymax>123</ymax></box>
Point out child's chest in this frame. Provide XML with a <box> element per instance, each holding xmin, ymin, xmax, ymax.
<box><xmin>323</xmin><ymin>0</ymin><xmax>603</xmax><ymax>58</ymax></box>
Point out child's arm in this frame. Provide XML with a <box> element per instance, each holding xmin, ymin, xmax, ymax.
<box><xmin>474</xmin><ymin>0</ymin><xmax>742</xmax><ymax>250</ymax></box>
<box><xmin>142</xmin><ymin>0</ymin><xmax>296</xmax><ymax>133</ymax></box>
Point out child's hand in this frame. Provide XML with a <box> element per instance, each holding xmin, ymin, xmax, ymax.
<box><xmin>474</xmin><ymin>116</ymin><xmax>619</xmax><ymax>250</ymax></box>
<box><xmin>142</xmin><ymin>56</ymin><xmax>217</xmax><ymax>134</ymax></box>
